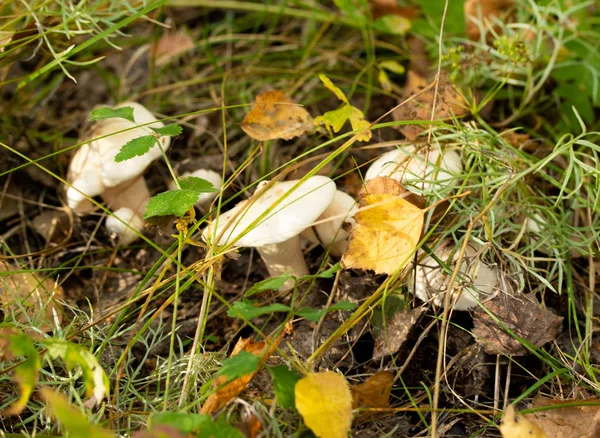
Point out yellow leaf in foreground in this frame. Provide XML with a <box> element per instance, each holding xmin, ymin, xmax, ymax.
<box><xmin>341</xmin><ymin>177</ymin><xmax>424</xmax><ymax>274</ymax></box>
<box><xmin>241</xmin><ymin>90</ymin><xmax>313</xmax><ymax>141</ymax></box>
<box><xmin>499</xmin><ymin>405</ymin><xmax>547</xmax><ymax>438</ymax></box>
<box><xmin>295</xmin><ymin>371</ymin><xmax>352</xmax><ymax>438</ymax></box>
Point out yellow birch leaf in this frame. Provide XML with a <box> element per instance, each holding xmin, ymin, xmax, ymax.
<box><xmin>499</xmin><ymin>405</ymin><xmax>547</xmax><ymax>438</ymax></box>
<box><xmin>295</xmin><ymin>371</ymin><xmax>352</xmax><ymax>438</ymax></box>
<box><xmin>241</xmin><ymin>90</ymin><xmax>313</xmax><ymax>141</ymax></box>
<box><xmin>341</xmin><ymin>177</ymin><xmax>425</xmax><ymax>274</ymax></box>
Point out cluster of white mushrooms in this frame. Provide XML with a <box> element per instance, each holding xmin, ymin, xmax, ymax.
<box><xmin>65</xmin><ymin>101</ymin><xmax>503</xmax><ymax>308</ymax></box>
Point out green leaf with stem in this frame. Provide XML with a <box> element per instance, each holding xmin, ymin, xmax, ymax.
<box><xmin>268</xmin><ymin>365</ymin><xmax>302</xmax><ymax>409</ymax></box>
<box><xmin>151</xmin><ymin>124</ymin><xmax>183</xmax><ymax>137</ymax></box>
<box><xmin>216</xmin><ymin>350</ymin><xmax>261</xmax><ymax>381</ymax></box>
<box><xmin>227</xmin><ymin>299</ymin><xmax>291</xmax><ymax>319</ymax></box>
<box><xmin>144</xmin><ymin>177</ymin><xmax>216</xmax><ymax>219</ymax></box>
<box><xmin>90</xmin><ymin>106</ymin><xmax>135</xmax><ymax>123</ymax></box>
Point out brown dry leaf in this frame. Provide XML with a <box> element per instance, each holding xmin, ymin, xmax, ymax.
<box><xmin>0</xmin><ymin>261</ymin><xmax>63</xmax><ymax>332</ymax></box>
<box><xmin>200</xmin><ymin>324</ymin><xmax>292</xmax><ymax>413</ymax></box>
<box><xmin>392</xmin><ymin>71</ymin><xmax>467</xmax><ymax>140</ymax></box>
<box><xmin>499</xmin><ymin>405</ymin><xmax>547</xmax><ymax>438</ymax></box>
<box><xmin>370</xmin><ymin>1</ymin><xmax>419</xmax><ymax>20</ymax></box>
<box><xmin>472</xmin><ymin>295</ymin><xmax>563</xmax><ymax>356</ymax></box>
<box><xmin>241</xmin><ymin>90</ymin><xmax>313</xmax><ymax>141</ymax></box>
<box><xmin>341</xmin><ymin>177</ymin><xmax>425</xmax><ymax>275</ymax></box>
<box><xmin>151</xmin><ymin>31</ymin><xmax>195</xmax><ymax>66</ymax></box>
<box><xmin>351</xmin><ymin>370</ymin><xmax>393</xmax><ymax>421</ymax></box>
<box><xmin>465</xmin><ymin>0</ymin><xmax>514</xmax><ymax>41</ymax></box>
<box><xmin>373</xmin><ymin>307</ymin><xmax>425</xmax><ymax>359</ymax></box>
<box><xmin>237</xmin><ymin>413</ymin><xmax>262</xmax><ymax>438</ymax></box>
<box><xmin>524</xmin><ymin>395</ymin><xmax>600</xmax><ymax>438</ymax></box>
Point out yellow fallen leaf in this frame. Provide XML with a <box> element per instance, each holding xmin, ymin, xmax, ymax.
<box><xmin>525</xmin><ymin>395</ymin><xmax>600</xmax><ymax>438</ymax></box>
<box><xmin>295</xmin><ymin>371</ymin><xmax>352</xmax><ymax>438</ymax></box>
<box><xmin>241</xmin><ymin>90</ymin><xmax>313</xmax><ymax>141</ymax></box>
<box><xmin>341</xmin><ymin>177</ymin><xmax>425</xmax><ymax>274</ymax></box>
<box><xmin>499</xmin><ymin>405</ymin><xmax>547</xmax><ymax>438</ymax></box>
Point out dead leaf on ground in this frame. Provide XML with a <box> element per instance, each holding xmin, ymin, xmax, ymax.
<box><xmin>295</xmin><ymin>371</ymin><xmax>353</xmax><ymax>438</ymax></box>
<box><xmin>241</xmin><ymin>90</ymin><xmax>313</xmax><ymax>141</ymax></box>
<box><xmin>237</xmin><ymin>413</ymin><xmax>262</xmax><ymax>438</ymax></box>
<box><xmin>32</xmin><ymin>210</ymin><xmax>70</xmax><ymax>244</ymax></box>
<box><xmin>370</xmin><ymin>1</ymin><xmax>420</xmax><ymax>20</ymax></box>
<box><xmin>0</xmin><ymin>261</ymin><xmax>63</xmax><ymax>332</ymax></box>
<box><xmin>392</xmin><ymin>71</ymin><xmax>467</xmax><ymax>140</ymax></box>
<box><xmin>351</xmin><ymin>370</ymin><xmax>393</xmax><ymax>421</ymax></box>
<box><xmin>465</xmin><ymin>0</ymin><xmax>514</xmax><ymax>41</ymax></box>
<box><xmin>472</xmin><ymin>295</ymin><xmax>563</xmax><ymax>356</ymax></box>
<box><xmin>151</xmin><ymin>31</ymin><xmax>195</xmax><ymax>66</ymax></box>
<box><xmin>200</xmin><ymin>324</ymin><xmax>292</xmax><ymax>413</ymax></box>
<box><xmin>341</xmin><ymin>177</ymin><xmax>425</xmax><ymax>275</ymax></box>
<box><xmin>373</xmin><ymin>307</ymin><xmax>425</xmax><ymax>359</ymax></box>
<box><xmin>499</xmin><ymin>404</ymin><xmax>547</xmax><ymax>438</ymax></box>
<box><xmin>523</xmin><ymin>395</ymin><xmax>600</xmax><ymax>438</ymax></box>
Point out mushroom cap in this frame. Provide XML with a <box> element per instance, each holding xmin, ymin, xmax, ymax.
<box><xmin>105</xmin><ymin>207</ymin><xmax>145</xmax><ymax>245</ymax></box>
<box><xmin>365</xmin><ymin>146</ymin><xmax>462</xmax><ymax>191</ymax></box>
<box><xmin>413</xmin><ymin>239</ymin><xmax>500</xmax><ymax>310</ymax></box>
<box><xmin>301</xmin><ymin>190</ymin><xmax>357</xmax><ymax>256</ymax></box>
<box><xmin>205</xmin><ymin>176</ymin><xmax>336</xmax><ymax>247</ymax></box>
<box><xmin>66</xmin><ymin>101</ymin><xmax>170</xmax><ymax>211</ymax></box>
<box><xmin>168</xmin><ymin>169</ymin><xmax>223</xmax><ymax>207</ymax></box>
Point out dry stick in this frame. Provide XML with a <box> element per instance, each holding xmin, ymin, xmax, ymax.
<box><xmin>431</xmin><ymin>175</ymin><xmax>513</xmax><ymax>437</ymax></box>
<box><xmin>494</xmin><ymin>355</ymin><xmax>501</xmax><ymax>412</ymax></box>
<box><xmin>503</xmin><ymin>359</ymin><xmax>512</xmax><ymax>410</ymax></box>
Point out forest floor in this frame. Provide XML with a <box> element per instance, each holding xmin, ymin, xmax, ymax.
<box><xmin>1</xmin><ymin>1</ymin><xmax>600</xmax><ymax>437</ymax></box>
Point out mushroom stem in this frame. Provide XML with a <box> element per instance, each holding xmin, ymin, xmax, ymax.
<box><xmin>256</xmin><ymin>235</ymin><xmax>308</xmax><ymax>291</ymax></box>
<box><xmin>101</xmin><ymin>175</ymin><xmax>151</xmax><ymax>218</ymax></box>
<box><xmin>102</xmin><ymin>176</ymin><xmax>150</xmax><ymax>244</ymax></box>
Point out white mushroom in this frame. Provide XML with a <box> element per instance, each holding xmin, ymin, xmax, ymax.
<box><xmin>203</xmin><ymin>176</ymin><xmax>336</xmax><ymax>291</ymax></box>
<box><xmin>365</xmin><ymin>145</ymin><xmax>462</xmax><ymax>192</ymax></box>
<box><xmin>168</xmin><ymin>169</ymin><xmax>223</xmax><ymax>208</ymax></box>
<box><xmin>105</xmin><ymin>207</ymin><xmax>146</xmax><ymax>246</ymax></box>
<box><xmin>413</xmin><ymin>239</ymin><xmax>500</xmax><ymax>310</ymax></box>
<box><xmin>301</xmin><ymin>190</ymin><xmax>357</xmax><ymax>257</ymax></box>
<box><xmin>65</xmin><ymin>101</ymin><xmax>170</xmax><ymax>244</ymax></box>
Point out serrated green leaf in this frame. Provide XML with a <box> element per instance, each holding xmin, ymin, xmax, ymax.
<box><xmin>40</xmin><ymin>388</ymin><xmax>115</xmax><ymax>438</ymax></box>
<box><xmin>89</xmin><ymin>106</ymin><xmax>135</xmax><ymax>123</ymax></box>
<box><xmin>144</xmin><ymin>190</ymin><xmax>200</xmax><ymax>219</ymax></box>
<box><xmin>178</xmin><ymin>176</ymin><xmax>217</xmax><ymax>193</ymax></box>
<box><xmin>114</xmin><ymin>135</ymin><xmax>158</xmax><ymax>162</ymax></box>
<box><xmin>268</xmin><ymin>365</ymin><xmax>301</xmax><ymax>409</ymax></box>
<box><xmin>149</xmin><ymin>412</ymin><xmax>211</xmax><ymax>433</ymax></box>
<box><xmin>216</xmin><ymin>350</ymin><xmax>261</xmax><ymax>381</ymax></box>
<box><xmin>318</xmin><ymin>74</ymin><xmax>349</xmax><ymax>104</ymax></box>
<box><xmin>0</xmin><ymin>327</ymin><xmax>40</xmax><ymax>415</ymax></box>
<box><xmin>296</xmin><ymin>300</ymin><xmax>357</xmax><ymax>322</ymax></box>
<box><xmin>373</xmin><ymin>14</ymin><xmax>412</xmax><ymax>35</ymax></box>
<box><xmin>150</xmin><ymin>124</ymin><xmax>183</xmax><ymax>137</ymax></box>
<box><xmin>245</xmin><ymin>273</ymin><xmax>292</xmax><ymax>297</ymax></box>
<box><xmin>227</xmin><ymin>299</ymin><xmax>291</xmax><ymax>319</ymax></box>
<box><xmin>44</xmin><ymin>339</ymin><xmax>110</xmax><ymax>407</ymax></box>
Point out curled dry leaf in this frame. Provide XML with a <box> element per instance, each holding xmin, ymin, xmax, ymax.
<box><xmin>241</xmin><ymin>90</ymin><xmax>313</xmax><ymax>141</ymax></box>
<box><xmin>295</xmin><ymin>371</ymin><xmax>352</xmax><ymax>438</ymax></box>
<box><xmin>523</xmin><ymin>395</ymin><xmax>600</xmax><ymax>438</ymax></box>
<box><xmin>472</xmin><ymin>295</ymin><xmax>563</xmax><ymax>356</ymax></box>
<box><xmin>151</xmin><ymin>31</ymin><xmax>195</xmax><ymax>66</ymax></box>
<box><xmin>351</xmin><ymin>370</ymin><xmax>394</xmax><ymax>421</ymax></box>
<box><xmin>465</xmin><ymin>0</ymin><xmax>514</xmax><ymax>41</ymax></box>
<box><xmin>0</xmin><ymin>261</ymin><xmax>63</xmax><ymax>332</ymax></box>
<box><xmin>373</xmin><ymin>306</ymin><xmax>425</xmax><ymax>359</ymax></box>
<box><xmin>341</xmin><ymin>177</ymin><xmax>425</xmax><ymax>275</ymax></box>
<box><xmin>200</xmin><ymin>324</ymin><xmax>292</xmax><ymax>413</ymax></box>
<box><xmin>392</xmin><ymin>71</ymin><xmax>467</xmax><ymax>140</ymax></box>
<box><xmin>499</xmin><ymin>405</ymin><xmax>546</xmax><ymax>438</ymax></box>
